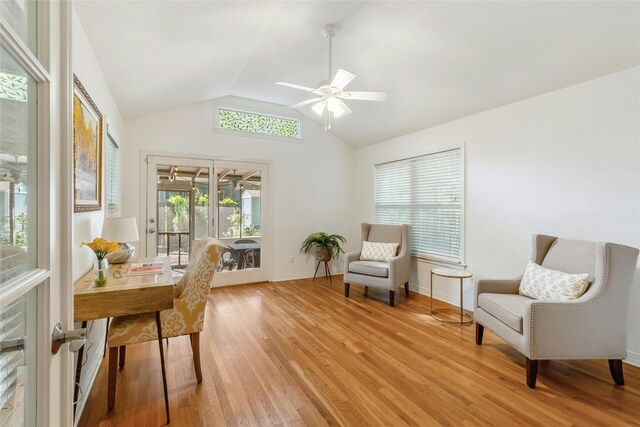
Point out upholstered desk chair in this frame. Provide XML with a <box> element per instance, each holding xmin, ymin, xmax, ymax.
<box><xmin>106</xmin><ymin>238</ymin><xmax>224</xmax><ymax>408</ymax></box>
<box><xmin>343</xmin><ymin>223</ymin><xmax>411</xmax><ymax>306</ymax></box>
<box><xmin>475</xmin><ymin>234</ymin><xmax>639</xmax><ymax>388</ymax></box>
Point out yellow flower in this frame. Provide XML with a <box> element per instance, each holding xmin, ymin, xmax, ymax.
<box><xmin>81</xmin><ymin>237</ymin><xmax>120</xmax><ymax>259</ymax></box>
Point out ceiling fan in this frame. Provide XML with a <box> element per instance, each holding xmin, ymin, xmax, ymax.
<box><xmin>276</xmin><ymin>24</ymin><xmax>387</xmax><ymax>130</ymax></box>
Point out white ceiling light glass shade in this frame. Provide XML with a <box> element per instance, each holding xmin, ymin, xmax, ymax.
<box><xmin>311</xmin><ymin>100</ymin><xmax>326</xmax><ymax>116</ymax></box>
<box><xmin>276</xmin><ymin>23</ymin><xmax>387</xmax><ymax>130</ymax></box>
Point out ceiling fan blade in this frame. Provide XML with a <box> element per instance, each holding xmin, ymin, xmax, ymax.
<box><xmin>311</xmin><ymin>100</ymin><xmax>326</xmax><ymax>117</ymax></box>
<box><xmin>330</xmin><ymin>69</ymin><xmax>356</xmax><ymax>90</ymax></box>
<box><xmin>288</xmin><ymin>97</ymin><xmax>323</xmax><ymax>109</ymax></box>
<box><xmin>276</xmin><ymin>81</ymin><xmax>318</xmax><ymax>93</ymax></box>
<box><xmin>340</xmin><ymin>91</ymin><xmax>388</xmax><ymax>101</ymax></box>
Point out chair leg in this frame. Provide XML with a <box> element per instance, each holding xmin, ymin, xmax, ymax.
<box><xmin>609</xmin><ymin>359</ymin><xmax>625</xmax><ymax>386</ymax></box>
<box><xmin>118</xmin><ymin>346</ymin><xmax>126</xmax><ymax>369</ymax></box>
<box><xmin>344</xmin><ymin>283</ymin><xmax>350</xmax><ymax>297</ymax></box>
<box><xmin>526</xmin><ymin>358</ymin><xmax>538</xmax><ymax>388</ymax></box>
<box><xmin>389</xmin><ymin>290</ymin><xmax>395</xmax><ymax>307</ymax></box>
<box><xmin>108</xmin><ymin>347</ymin><xmax>118</xmax><ymax>409</ymax></box>
<box><xmin>191</xmin><ymin>332</ymin><xmax>203</xmax><ymax>383</ymax></box>
<box><xmin>364</xmin><ymin>286</ymin><xmax>368</xmax><ymax>297</ymax></box>
<box><xmin>155</xmin><ymin>311</ymin><xmax>170</xmax><ymax>424</ymax></box>
<box><xmin>404</xmin><ymin>282</ymin><xmax>409</xmax><ymax>297</ymax></box>
<box><xmin>475</xmin><ymin>323</ymin><xmax>484</xmax><ymax>345</ymax></box>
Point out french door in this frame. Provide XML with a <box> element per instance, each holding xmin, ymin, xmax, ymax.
<box><xmin>144</xmin><ymin>155</ymin><xmax>269</xmax><ymax>286</ymax></box>
<box><xmin>1</xmin><ymin>2</ymin><xmax>73</xmax><ymax>426</ymax></box>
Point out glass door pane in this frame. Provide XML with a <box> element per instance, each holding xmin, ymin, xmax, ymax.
<box><xmin>154</xmin><ymin>164</ymin><xmax>210</xmax><ymax>268</ymax></box>
<box><xmin>216</xmin><ymin>166</ymin><xmax>262</xmax><ymax>276</ymax></box>
<box><xmin>0</xmin><ymin>46</ymin><xmax>37</xmax><ymax>285</ymax></box>
<box><xmin>0</xmin><ymin>288</ymin><xmax>36</xmax><ymax>426</ymax></box>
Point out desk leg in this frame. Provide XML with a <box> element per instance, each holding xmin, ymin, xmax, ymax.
<box><xmin>155</xmin><ymin>311</ymin><xmax>170</xmax><ymax>424</ymax></box>
<box><xmin>73</xmin><ymin>320</ymin><xmax>88</xmax><ymax>421</ymax></box>
<box><xmin>430</xmin><ymin>271</ymin><xmax>434</xmax><ymax>314</ymax></box>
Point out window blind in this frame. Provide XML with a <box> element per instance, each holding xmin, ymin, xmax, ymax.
<box><xmin>0</xmin><ymin>295</ymin><xmax>27</xmax><ymax>425</ymax></box>
<box><xmin>106</xmin><ymin>135</ymin><xmax>119</xmax><ymax>218</ymax></box>
<box><xmin>375</xmin><ymin>148</ymin><xmax>463</xmax><ymax>263</ymax></box>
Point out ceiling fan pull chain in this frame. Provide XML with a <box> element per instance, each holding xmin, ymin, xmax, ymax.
<box><xmin>328</xmin><ymin>32</ymin><xmax>333</xmax><ymax>81</ymax></box>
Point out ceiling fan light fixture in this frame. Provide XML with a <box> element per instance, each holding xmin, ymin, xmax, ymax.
<box><xmin>311</xmin><ymin>101</ymin><xmax>326</xmax><ymax>117</ymax></box>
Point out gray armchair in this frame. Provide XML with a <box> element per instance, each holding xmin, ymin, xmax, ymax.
<box><xmin>343</xmin><ymin>223</ymin><xmax>411</xmax><ymax>306</ymax></box>
<box><xmin>475</xmin><ymin>234</ymin><xmax>639</xmax><ymax>388</ymax></box>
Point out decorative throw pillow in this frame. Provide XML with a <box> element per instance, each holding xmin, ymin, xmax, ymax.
<box><xmin>360</xmin><ymin>241</ymin><xmax>400</xmax><ymax>262</ymax></box>
<box><xmin>519</xmin><ymin>261</ymin><xmax>589</xmax><ymax>301</ymax></box>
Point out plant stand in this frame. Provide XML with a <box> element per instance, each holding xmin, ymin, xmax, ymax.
<box><xmin>313</xmin><ymin>260</ymin><xmax>332</xmax><ymax>282</ymax></box>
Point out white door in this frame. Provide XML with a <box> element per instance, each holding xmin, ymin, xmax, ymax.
<box><xmin>212</xmin><ymin>161</ymin><xmax>270</xmax><ymax>286</ymax></box>
<box><xmin>1</xmin><ymin>2</ymin><xmax>72</xmax><ymax>426</ymax></box>
<box><xmin>143</xmin><ymin>156</ymin><xmax>270</xmax><ymax>285</ymax></box>
<box><xmin>144</xmin><ymin>156</ymin><xmax>215</xmax><ymax>267</ymax></box>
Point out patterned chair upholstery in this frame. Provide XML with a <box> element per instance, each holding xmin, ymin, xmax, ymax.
<box><xmin>106</xmin><ymin>238</ymin><xmax>223</xmax><ymax>407</ymax></box>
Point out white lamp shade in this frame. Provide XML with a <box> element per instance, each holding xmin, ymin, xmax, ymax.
<box><xmin>101</xmin><ymin>217</ymin><xmax>139</xmax><ymax>243</ymax></box>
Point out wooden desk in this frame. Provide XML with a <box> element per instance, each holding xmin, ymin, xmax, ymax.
<box><xmin>74</xmin><ymin>257</ymin><xmax>174</xmax><ymax>322</ymax></box>
<box><xmin>73</xmin><ymin>257</ymin><xmax>174</xmax><ymax>423</ymax></box>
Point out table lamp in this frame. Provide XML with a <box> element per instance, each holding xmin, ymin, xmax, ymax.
<box><xmin>101</xmin><ymin>217</ymin><xmax>140</xmax><ymax>264</ymax></box>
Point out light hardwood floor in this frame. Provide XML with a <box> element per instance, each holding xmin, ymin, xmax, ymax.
<box><xmin>78</xmin><ymin>276</ymin><xmax>640</xmax><ymax>426</ymax></box>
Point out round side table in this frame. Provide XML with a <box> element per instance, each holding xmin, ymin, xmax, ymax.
<box><xmin>430</xmin><ymin>268</ymin><xmax>473</xmax><ymax>324</ymax></box>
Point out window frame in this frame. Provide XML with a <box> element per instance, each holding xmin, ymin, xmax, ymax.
<box><xmin>214</xmin><ymin>106</ymin><xmax>302</xmax><ymax>141</ymax></box>
<box><xmin>374</xmin><ymin>146</ymin><xmax>466</xmax><ymax>266</ymax></box>
<box><xmin>105</xmin><ymin>130</ymin><xmax>119</xmax><ymax>218</ymax></box>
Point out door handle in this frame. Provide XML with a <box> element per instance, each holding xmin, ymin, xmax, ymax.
<box><xmin>148</xmin><ymin>228</ymin><xmax>156</xmax><ymax>234</ymax></box>
<box><xmin>51</xmin><ymin>322</ymin><xmax>87</xmax><ymax>354</ymax></box>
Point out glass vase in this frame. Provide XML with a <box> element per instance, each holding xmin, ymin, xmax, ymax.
<box><xmin>94</xmin><ymin>257</ymin><xmax>109</xmax><ymax>287</ymax></box>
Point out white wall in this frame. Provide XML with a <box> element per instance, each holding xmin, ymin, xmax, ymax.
<box><xmin>122</xmin><ymin>96</ymin><xmax>356</xmax><ymax>281</ymax></box>
<box><xmin>353</xmin><ymin>67</ymin><xmax>640</xmax><ymax>364</ymax></box>
<box><xmin>71</xmin><ymin>8</ymin><xmax>125</xmax><ymax>421</ymax></box>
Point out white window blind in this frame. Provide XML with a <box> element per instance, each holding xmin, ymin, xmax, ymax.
<box><xmin>105</xmin><ymin>135</ymin><xmax>119</xmax><ymax>218</ymax></box>
<box><xmin>375</xmin><ymin>148</ymin><xmax>463</xmax><ymax>263</ymax></box>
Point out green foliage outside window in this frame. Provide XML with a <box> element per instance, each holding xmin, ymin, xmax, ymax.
<box><xmin>219</xmin><ymin>108</ymin><xmax>299</xmax><ymax>139</ymax></box>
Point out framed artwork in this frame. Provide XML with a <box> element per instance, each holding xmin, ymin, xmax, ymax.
<box><xmin>73</xmin><ymin>74</ymin><xmax>103</xmax><ymax>213</ymax></box>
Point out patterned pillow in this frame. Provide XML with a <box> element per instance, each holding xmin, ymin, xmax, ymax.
<box><xmin>360</xmin><ymin>241</ymin><xmax>400</xmax><ymax>262</ymax></box>
<box><xmin>519</xmin><ymin>261</ymin><xmax>589</xmax><ymax>301</ymax></box>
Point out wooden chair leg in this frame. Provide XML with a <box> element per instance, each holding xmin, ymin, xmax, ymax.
<box><xmin>118</xmin><ymin>346</ymin><xmax>126</xmax><ymax>369</ymax></box>
<box><xmin>364</xmin><ymin>286</ymin><xmax>368</xmax><ymax>297</ymax></box>
<box><xmin>526</xmin><ymin>358</ymin><xmax>538</xmax><ymax>388</ymax></box>
<box><xmin>609</xmin><ymin>359</ymin><xmax>625</xmax><ymax>385</ymax></box>
<box><xmin>475</xmin><ymin>323</ymin><xmax>484</xmax><ymax>345</ymax></box>
<box><xmin>344</xmin><ymin>283</ymin><xmax>350</xmax><ymax>297</ymax></box>
<box><xmin>108</xmin><ymin>347</ymin><xmax>118</xmax><ymax>409</ymax></box>
<box><xmin>389</xmin><ymin>290</ymin><xmax>395</xmax><ymax>307</ymax></box>
<box><xmin>404</xmin><ymin>282</ymin><xmax>409</xmax><ymax>297</ymax></box>
<box><xmin>191</xmin><ymin>332</ymin><xmax>203</xmax><ymax>383</ymax></box>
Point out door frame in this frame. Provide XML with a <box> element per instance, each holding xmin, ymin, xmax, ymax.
<box><xmin>139</xmin><ymin>150</ymin><xmax>272</xmax><ymax>285</ymax></box>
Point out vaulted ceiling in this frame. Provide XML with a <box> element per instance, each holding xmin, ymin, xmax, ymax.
<box><xmin>74</xmin><ymin>1</ymin><xmax>640</xmax><ymax>148</ymax></box>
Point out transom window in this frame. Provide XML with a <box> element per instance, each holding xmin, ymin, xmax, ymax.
<box><xmin>218</xmin><ymin>108</ymin><xmax>300</xmax><ymax>139</ymax></box>
<box><xmin>374</xmin><ymin>148</ymin><xmax>464</xmax><ymax>264</ymax></box>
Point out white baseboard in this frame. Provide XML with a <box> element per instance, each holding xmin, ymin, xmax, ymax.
<box><xmin>74</xmin><ymin>332</ymin><xmax>106</xmax><ymax>427</ymax></box>
<box><xmin>625</xmin><ymin>350</ymin><xmax>640</xmax><ymax>367</ymax></box>
<box><xmin>272</xmin><ymin>268</ymin><xmax>343</xmax><ymax>282</ymax></box>
<box><xmin>409</xmin><ymin>282</ymin><xmax>474</xmax><ymax>311</ymax></box>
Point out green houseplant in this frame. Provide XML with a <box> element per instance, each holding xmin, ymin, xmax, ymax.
<box><xmin>300</xmin><ymin>232</ymin><xmax>346</xmax><ymax>262</ymax></box>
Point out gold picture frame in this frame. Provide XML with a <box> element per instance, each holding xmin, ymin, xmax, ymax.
<box><xmin>73</xmin><ymin>75</ymin><xmax>103</xmax><ymax>213</ymax></box>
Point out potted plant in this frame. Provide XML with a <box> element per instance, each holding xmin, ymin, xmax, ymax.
<box><xmin>300</xmin><ymin>232</ymin><xmax>346</xmax><ymax>262</ymax></box>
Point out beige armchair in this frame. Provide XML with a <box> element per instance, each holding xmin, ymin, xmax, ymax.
<box><xmin>475</xmin><ymin>234</ymin><xmax>639</xmax><ymax>388</ymax></box>
<box><xmin>343</xmin><ymin>223</ymin><xmax>411</xmax><ymax>306</ymax></box>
